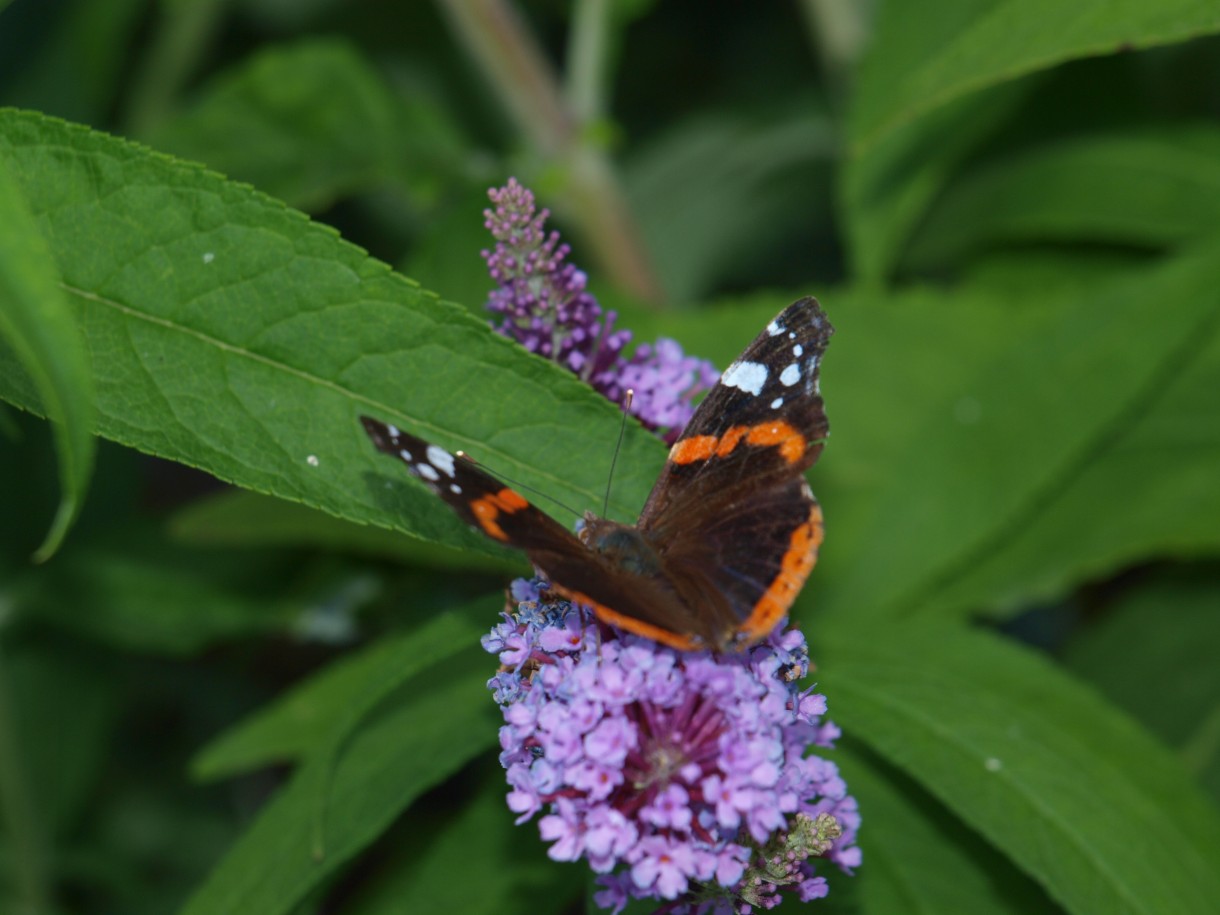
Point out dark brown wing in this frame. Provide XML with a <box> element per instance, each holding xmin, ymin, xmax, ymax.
<box><xmin>361</xmin><ymin>417</ymin><xmax>714</xmax><ymax>651</ymax></box>
<box><xmin>637</xmin><ymin>297</ymin><xmax>833</xmax><ymax>647</ymax></box>
<box><xmin>361</xmin><ymin>417</ymin><xmax>583</xmax><ymax>554</ymax></box>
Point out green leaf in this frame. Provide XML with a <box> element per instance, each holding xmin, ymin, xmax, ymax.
<box><xmin>193</xmin><ymin>595</ymin><xmax>499</xmax><ymax>780</ymax></box>
<box><xmin>905</xmin><ymin>125</ymin><xmax>1220</xmax><ymax>270</ymax></box>
<box><xmin>146</xmin><ymin>38</ymin><xmax>468</xmax><ymax>211</ymax></box>
<box><xmin>840</xmin><ymin>80</ymin><xmax>1032</xmax><ymax>281</ymax></box>
<box><xmin>171</xmin><ymin>488</ymin><xmax>527</xmax><ymax>574</ymax></box>
<box><xmin>818</xmin><ymin>621</ymin><xmax>1220</xmax><ymax>915</ymax></box>
<box><xmin>179</xmin><ymin>639</ymin><xmax>499</xmax><ymax>915</ymax></box>
<box><xmin>1064</xmin><ymin>571</ymin><xmax>1220</xmax><ymax>801</ymax></box>
<box><xmin>813</xmin><ymin>243</ymin><xmax>1220</xmax><ymax>621</ymax></box>
<box><xmin>0</xmin><ymin>109</ymin><xmax>665</xmax><ymax>559</ymax></box>
<box><xmin>919</xmin><ymin>317</ymin><xmax>1220</xmax><ymax>618</ymax></box>
<box><xmin>850</xmin><ymin>0</ymin><xmax>1220</xmax><ymax>155</ymax></box>
<box><xmin>344</xmin><ymin>773</ymin><xmax>581</xmax><ymax>915</ymax></box>
<box><xmin>836</xmin><ymin>744</ymin><xmax>1057</xmax><ymax>915</ymax></box>
<box><xmin>0</xmin><ymin>152</ymin><xmax>95</xmax><ymax>560</ymax></box>
<box><xmin>624</xmin><ymin>112</ymin><xmax>837</xmax><ymax>301</ymax></box>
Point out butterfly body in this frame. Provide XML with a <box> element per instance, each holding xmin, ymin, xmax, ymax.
<box><xmin>361</xmin><ymin>296</ymin><xmax>833</xmax><ymax>652</ymax></box>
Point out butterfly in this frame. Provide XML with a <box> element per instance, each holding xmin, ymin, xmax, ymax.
<box><xmin>361</xmin><ymin>296</ymin><xmax>832</xmax><ymax>652</ymax></box>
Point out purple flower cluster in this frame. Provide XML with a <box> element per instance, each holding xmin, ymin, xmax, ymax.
<box><xmin>483</xmin><ymin>579</ymin><xmax>861</xmax><ymax>913</ymax></box>
<box><xmin>482</xmin><ymin>179</ymin><xmax>719</xmax><ymax>443</ymax></box>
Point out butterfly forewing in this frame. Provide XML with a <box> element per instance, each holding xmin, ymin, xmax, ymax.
<box><xmin>360</xmin><ymin>417</ymin><xmax>582</xmax><ymax>555</ymax></box>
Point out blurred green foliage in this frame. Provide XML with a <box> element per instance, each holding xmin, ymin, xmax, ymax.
<box><xmin>0</xmin><ymin>1</ymin><xmax>1218</xmax><ymax>914</ymax></box>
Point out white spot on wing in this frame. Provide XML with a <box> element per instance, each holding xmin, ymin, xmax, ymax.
<box><xmin>449</xmin><ymin>484</ymin><xmax>462</xmax><ymax>494</ymax></box>
<box><xmin>722</xmin><ymin>360</ymin><xmax>768</xmax><ymax>395</ymax></box>
<box><xmin>398</xmin><ymin>448</ymin><xmax>413</xmax><ymax>462</ymax></box>
<box><xmin>779</xmin><ymin>364</ymin><xmax>801</xmax><ymax>387</ymax></box>
<box><xmin>416</xmin><ymin>463</ymin><xmax>440</xmax><ymax>482</ymax></box>
<box><xmin>767</xmin><ymin>320</ymin><xmax>783</xmax><ymax>336</ymax></box>
<box><xmin>770</xmin><ymin>397</ymin><xmax>784</xmax><ymax>408</ymax></box>
<box><xmin>387</xmin><ymin>424</ymin><xmax>400</xmax><ymax>437</ymax></box>
<box><xmin>722</xmin><ymin>360</ymin><xmax>769</xmax><ymax>395</ymax></box>
<box><xmin>426</xmin><ymin>445</ymin><xmax>456</xmax><ymax>477</ymax></box>
<box><xmin>793</xmin><ymin>344</ymin><xmax>803</xmax><ymax>357</ymax></box>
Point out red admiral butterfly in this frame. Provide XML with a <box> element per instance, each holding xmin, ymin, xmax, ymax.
<box><xmin>361</xmin><ymin>296</ymin><xmax>832</xmax><ymax>652</ymax></box>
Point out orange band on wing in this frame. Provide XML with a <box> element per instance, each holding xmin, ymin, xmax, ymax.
<box><xmin>746</xmin><ymin>420</ymin><xmax>805</xmax><ymax>464</ymax></box>
<box><xmin>550</xmin><ymin>584</ymin><xmax>703</xmax><ymax>652</ymax></box>
<box><xmin>736</xmin><ymin>504</ymin><xmax>824</xmax><ymax>643</ymax></box>
<box><xmin>470</xmin><ymin>487</ymin><xmax>529</xmax><ymax>541</ymax></box>
<box><xmin>669</xmin><ymin>435</ymin><xmax>718</xmax><ymax>464</ymax></box>
<box><xmin>670</xmin><ymin>421</ymin><xmax>806</xmax><ymax>466</ymax></box>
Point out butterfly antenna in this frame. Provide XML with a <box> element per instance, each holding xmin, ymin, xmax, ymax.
<box><xmin>457</xmin><ymin>451</ymin><xmax>583</xmax><ymax>521</ymax></box>
<box><xmin>603</xmin><ymin>389</ymin><xmax>634</xmax><ymax>517</ymax></box>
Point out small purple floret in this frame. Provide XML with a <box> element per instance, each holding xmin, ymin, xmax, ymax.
<box><xmin>482</xmin><ymin>179</ymin><xmax>719</xmax><ymax>442</ymax></box>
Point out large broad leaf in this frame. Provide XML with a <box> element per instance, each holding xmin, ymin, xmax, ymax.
<box><xmin>811</xmin><ymin>243</ymin><xmax>1220</xmax><ymax>622</ymax></box>
<box><xmin>0</xmin><ymin>109</ymin><xmax>665</xmax><ymax>559</ymax></box>
<box><xmin>817</xmin><ymin>620</ymin><xmax>1220</xmax><ymax>915</ymax></box>
<box><xmin>0</xmin><ymin>154</ymin><xmax>94</xmax><ymax>559</ymax></box>
<box><xmin>180</xmin><ymin>631</ymin><xmax>500</xmax><ymax>915</ymax></box>
<box><xmin>849</xmin><ymin>0</ymin><xmax>1220</xmax><ymax>156</ymax></box>
<box><xmin>192</xmin><ymin>594</ymin><xmax>501</xmax><ymax>780</ymax></box>
<box><xmin>920</xmin><ymin>315</ymin><xmax>1220</xmax><ymax>618</ymax></box>
<box><xmin>835</xmin><ymin>744</ymin><xmax>1057</xmax><ymax>914</ymax></box>
<box><xmin>840</xmin><ymin>80</ymin><xmax>1032</xmax><ymax>282</ymax></box>
<box><xmin>1064</xmin><ymin>571</ymin><xmax>1220</xmax><ymax>802</ymax></box>
<box><xmin>904</xmin><ymin>124</ymin><xmax>1220</xmax><ymax>270</ymax></box>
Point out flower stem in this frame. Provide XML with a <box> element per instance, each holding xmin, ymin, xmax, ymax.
<box><xmin>436</xmin><ymin>0</ymin><xmax>664</xmax><ymax>303</ymax></box>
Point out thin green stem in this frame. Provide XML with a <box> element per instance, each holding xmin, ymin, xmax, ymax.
<box><xmin>565</xmin><ymin>0</ymin><xmax>612</xmax><ymax>124</ymax></box>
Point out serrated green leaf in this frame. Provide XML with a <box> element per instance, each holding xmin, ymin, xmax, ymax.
<box><xmin>193</xmin><ymin>595</ymin><xmax>498</xmax><ymax>780</ymax></box>
<box><xmin>170</xmin><ymin>488</ymin><xmax>526</xmax><ymax>574</ymax></box>
<box><xmin>818</xmin><ymin>621</ymin><xmax>1220</xmax><ymax>915</ymax></box>
<box><xmin>850</xmin><ymin>0</ymin><xmax>1220</xmax><ymax>155</ymax></box>
<box><xmin>179</xmin><ymin>640</ymin><xmax>499</xmax><ymax>915</ymax></box>
<box><xmin>836</xmin><ymin>744</ymin><xmax>1057</xmax><ymax>915</ymax></box>
<box><xmin>814</xmin><ymin>243</ymin><xmax>1220</xmax><ymax>621</ymax></box>
<box><xmin>1064</xmin><ymin>572</ymin><xmax>1220</xmax><ymax>801</ymax></box>
<box><xmin>905</xmin><ymin>125</ymin><xmax>1220</xmax><ymax>270</ymax></box>
<box><xmin>0</xmin><ymin>151</ymin><xmax>95</xmax><ymax>559</ymax></box>
<box><xmin>0</xmin><ymin>109</ymin><xmax>665</xmax><ymax>560</ymax></box>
